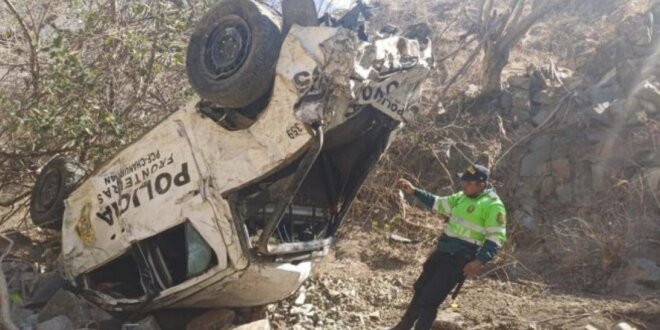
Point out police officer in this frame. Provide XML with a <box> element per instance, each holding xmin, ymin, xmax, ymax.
<box><xmin>391</xmin><ymin>164</ymin><xmax>507</xmax><ymax>330</ymax></box>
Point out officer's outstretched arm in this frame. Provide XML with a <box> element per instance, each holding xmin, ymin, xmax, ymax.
<box><xmin>413</xmin><ymin>188</ymin><xmax>460</xmax><ymax>216</ymax></box>
<box><xmin>412</xmin><ymin>188</ymin><xmax>437</xmax><ymax>209</ymax></box>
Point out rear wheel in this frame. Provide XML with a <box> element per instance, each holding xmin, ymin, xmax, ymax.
<box><xmin>30</xmin><ymin>156</ymin><xmax>86</xmax><ymax>230</ymax></box>
<box><xmin>186</xmin><ymin>0</ymin><xmax>283</xmax><ymax>109</ymax></box>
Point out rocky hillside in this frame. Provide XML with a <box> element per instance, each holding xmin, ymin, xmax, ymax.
<box><xmin>1</xmin><ymin>0</ymin><xmax>659</xmax><ymax>330</ymax></box>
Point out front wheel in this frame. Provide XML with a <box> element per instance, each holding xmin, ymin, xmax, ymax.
<box><xmin>186</xmin><ymin>0</ymin><xmax>283</xmax><ymax>109</ymax></box>
<box><xmin>29</xmin><ymin>156</ymin><xmax>86</xmax><ymax>230</ymax></box>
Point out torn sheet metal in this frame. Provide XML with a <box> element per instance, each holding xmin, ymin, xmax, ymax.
<box><xmin>289</xmin><ymin>24</ymin><xmax>432</xmax><ymax>128</ymax></box>
<box><xmin>353</xmin><ymin>35</ymin><xmax>432</xmax><ymax>123</ymax></box>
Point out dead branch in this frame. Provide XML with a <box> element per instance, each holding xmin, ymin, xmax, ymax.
<box><xmin>437</xmin><ymin>36</ymin><xmax>487</xmax><ymax>100</ymax></box>
<box><xmin>466</xmin><ymin>0</ymin><xmax>571</xmax><ymax>95</ymax></box>
<box><xmin>0</xmin><ymin>192</ymin><xmax>29</xmax><ymax>208</ymax></box>
<box><xmin>427</xmin><ymin>143</ymin><xmax>456</xmax><ymax>190</ymax></box>
<box><xmin>436</xmin><ymin>35</ymin><xmax>478</xmax><ymax>63</ymax></box>
<box><xmin>1</xmin><ymin>0</ymin><xmax>40</xmax><ymax>96</ymax></box>
<box><xmin>500</xmin><ymin>1</ymin><xmax>562</xmax><ymax>50</ymax></box>
<box><xmin>0</xmin><ymin>147</ymin><xmax>75</xmax><ymax>160</ymax></box>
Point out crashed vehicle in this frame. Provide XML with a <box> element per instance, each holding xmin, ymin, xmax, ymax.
<box><xmin>29</xmin><ymin>0</ymin><xmax>432</xmax><ymax>311</ymax></box>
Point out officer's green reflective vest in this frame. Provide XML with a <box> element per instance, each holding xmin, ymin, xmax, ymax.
<box><xmin>433</xmin><ymin>189</ymin><xmax>507</xmax><ymax>248</ymax></box>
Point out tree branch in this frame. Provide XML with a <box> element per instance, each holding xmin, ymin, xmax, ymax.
<box><xmin>0</xmin><ymin>147</ymin><xmax>75</xmax><ymax>159</ymax></box>
<box><xmin>500</xmin><ymin>0</ymin><xmax>566</xmax><ymax>50</ymax></box>
<box><xmin>1</xmin><ymin>0</ymin><xmax>40</xmax><ymax>96</ymax></box>
<box><xmin>0</xmin><ymin>191</ymin><xmax>29</xmax><ymax>208</ymax></box>
<box><xmin>507</xmin><ymin>0</ymin><xmax>526</xmax><ymax>29</ymax></box>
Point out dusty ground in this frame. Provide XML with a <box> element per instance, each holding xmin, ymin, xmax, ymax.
<box><xmin>269</xmin><ymin>223</ymin><xmax>660</xmax><ymax>330</ymax></box>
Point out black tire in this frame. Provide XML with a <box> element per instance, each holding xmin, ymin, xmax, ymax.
<box><xmin>30</xmin><ymin>156</ymin><xmax>86</xmax><ymax>230</ymax></box>
<box><xmin>186</xmin><ymin>0</ymin><xmax>283</xmax><ymax>108</ymax></box>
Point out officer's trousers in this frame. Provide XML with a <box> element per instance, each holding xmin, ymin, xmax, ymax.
<box><xmin>392</xmin><ymin>250</ymin><xmax>473</xmax><ymax>330</ymax></box>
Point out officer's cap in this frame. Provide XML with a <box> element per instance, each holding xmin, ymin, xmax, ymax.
<box><xmin>458</xmin><ymin>164</ymin><xmax>489</xmax><ymax>182</ymax></box>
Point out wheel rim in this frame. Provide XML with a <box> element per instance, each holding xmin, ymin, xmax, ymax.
<box><xmin>36</xmin><ymin>169</ymin><xmax>61</xmax><ymax>212</ymax></box>
<box><xmin>203</xmin><ymin>16</ymin><xmax>251</xmax><ymax>81</ymax></box>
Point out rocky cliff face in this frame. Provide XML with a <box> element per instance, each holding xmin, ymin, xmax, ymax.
<box><xmin>492</xmin><ymin>5</ymin><xmax>660</xmax><ymax>295</ymax></box>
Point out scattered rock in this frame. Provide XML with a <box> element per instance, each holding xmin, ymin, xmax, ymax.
<box><xmin>532</xmin><ymin>109</ymin><xmax>551</xmax><ymax>126</ymax></box>
<box><xmin>638</xmin><ymin>99</ymin><xmax>658</xmax><ymax>114</ymax></box>
<box><xmin>512</xmin><ymin>90</ymin><xmax>530</xmax><ymax>110</ymax></box>
<box><xmin>555</xmin><ymin>183</ymin><xmax>573</xmax><ymax>205</ymax></box>
<box><xmin>508</xmin><ymin>76</ymin><xmax>530</xmax><ymax>90</ymax></box>
<box><xmin>124</xmin><ymin>315</ymin><xmax>162</xmax><ymax>330</ymax></box>
<box><xmin>10</xmin><ymin>305</ymin><xmax>36</xmax><ymax>329</ymax></box>
<box><xmin>36</xmin><ymin>315</ymin><xmax>75</xmax><ymax>330</ymax></box>
<box><xmin>613</xmin><ymin>322</ymin><xmax>637</xmax><ymax>330</ymax></box>
<box><xmin>327</xmin><ymin>289</ymin><xmax>341</xmax><ymax>301</ymax></box>
<box><xmin>539</xmin><ymin>176</ymin><xmax>555</xmax><ymax>199</ymax></box>
<box><xmin>626</xmin><ymin>110</ymin><xmax>648</xmax><ymax>126</ymax></box>
<box><xmin>294</xmin><ymin>287</ymin><xmax>306</xmax><ymax>306</ymax></box>
<box><xmin>289</xmin><ymin>304</ymin><xmax>314</xmax><ymax>317</ymax></box>
<box><xmin>432</xmin><ymin>310</ymin><xmax>464</xmax><ymax>329</ymax></box>
<box><xmin>390</xmin><ymin>232</ymin><xmax>413</xmax><ymax>243</ymax></box>
<box><xmin>617</xmin><ymin>258</ymin><xmax>660</xmax><ymax>295</ymax></box>
<box><xmin>465</xmin><ymin>84</ymin><xmax>481</xmax><ymax>98</ymax></box>
<box><xmin>551</xmin><ymin>158</ymin><xmax>571</xmax><ymax>183</ymax></box>
<box><xmin>26</xmin><ymin>272</ymin><xmax>69</xmax><ymax>307</ymax></box>
<box><xmin>186</xmin><ymin>309</ymin><xmax>236</xmax><ymax>330</ymax></box>
<box><xmin>233</xmin><ymin>320</ymin><xmax>271</xmax><ymax>330</ymax></box>
<box><xmin>518</xmin><ymin>212</ymin><xmax>538</xmax><ymax>234</ymax></box>
<box><xmin>500</xmin><ymin>91</ymin><xmax>514</xmax><ymax>110</ymax></box>
<box><xmin>637</xmin><ymin>80</ymin><xmax>660</xmax><ymax>110</ymax></box>
<box><xmin>585</xmin><ymin>325</ymin><xmax>601</xmax><ymax>330</ymax></box>
<box><xmin>532</xmin><ymin>89</ymin><xmax>559</xmax><ymax>105</ymax></box>
<box><xmin>520</xmin><ymin>135</ymin><xmax>552</xmax><ymax>178</ymax></box>
<box><xmin>38</xmin><ymin>289</ymin><xmax>114</xmax><ymax>327</ymax></box>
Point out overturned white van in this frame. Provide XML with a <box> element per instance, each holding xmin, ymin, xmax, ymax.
<box><xmin>29</xmin><ymin>0</ymin><xmax>432</xmax><ymax>311</ymax></box>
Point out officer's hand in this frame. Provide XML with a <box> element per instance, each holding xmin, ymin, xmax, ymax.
<box><xmin>463</xmin><ymin>260</ymin><xmax>483</xmax><ymax>279</ymax></box>
<box><xmin>397</xmin><ymin>179</ymin><xmax>415</xmax><ymax>195</ymax></box>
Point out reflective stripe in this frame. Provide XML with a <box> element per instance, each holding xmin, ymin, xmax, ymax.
<box><xmin>449</xmin><ymin>215</ymin><xmax>487</xmax><ymax>234</ymax></box>
<box><xmin>440</xmin><ymin>198</ymin><xmax>451</xmax><ymax>213</ymax></box>
<box><xmin>485</xmin><ymin>226</ymin><xmax>506</xmax><ymax>234</ymax></box>
<box><xmin>444</xmin><ymin>227</ymin><xmax>481</xmax><ymax>245</ymax></box>
<box><xmin>485</xmin><ymin>237</ymin><xmax>503</xmax><ymax>247</ymax></box>
<box><xmin>433</xmin><ymin>197</ymin><xmax>451</xmax><ymax>214</ymax></box>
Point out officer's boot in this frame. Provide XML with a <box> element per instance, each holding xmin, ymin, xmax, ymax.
<box><xmin>390</xmin><ymin>319</ymin><xmax>415</xmax><ymax>330</ymax></box>
<box><xmin>390</xmin><ymin>296</ymin><xmax>421</xmax><ymax>330</ymax></box>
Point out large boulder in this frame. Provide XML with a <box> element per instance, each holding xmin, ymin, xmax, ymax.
<box><xmin>508</xmin><ymin>75</ymin><xmax>530</xmax><ymax>90</ymax></box>
<box><xmin>636</xmin><ymin>80</ymin><xmax>660</xmax><ymax>112</ymax></box>
<box><xmin>186</xmin><ymin>309</ymin><xmax>236</xmax><ymax>330</ymax></box>
<box><xmin>520</xmin><ymin>135</ymin><xmax>552</xmax><ymax>178</ymax></box>
<box><xmin>612</xmin><ymin>258</ymin><xmax>660</xmax><ymax>295</ymax></box>
<box><xmin>37</xmin><ymin>289</ymin><xmax>114</xmax><ymax>327</ymax></box>
<box><xmin>36</xmin><ymin>315</ymin><xmax>74</xmax><ymax>330</ymax></box>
